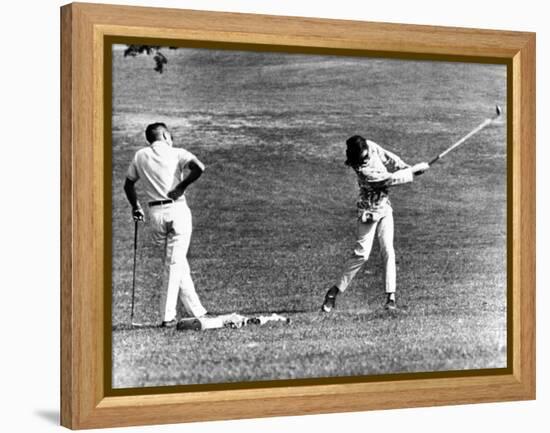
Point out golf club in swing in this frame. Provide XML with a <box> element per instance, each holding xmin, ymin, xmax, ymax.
<box><xmin>428</xmin><ymin>104</ymin><xmax>502</xmax><ymax>166</ymax></box>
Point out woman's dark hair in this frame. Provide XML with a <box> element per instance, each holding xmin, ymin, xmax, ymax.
<box><xmin>345</xmin><ymin>135</ymin><xmax>368</xmax><ymax>166</ymax></box>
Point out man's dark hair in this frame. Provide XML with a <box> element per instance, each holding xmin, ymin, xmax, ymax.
<box><xmin>145</xmin><ymin>122</ymin><xmax>168</xmax><ymax>144</ymax></box>
<box><xmin>345</xmin><ymin>135</ymin><xmax>368</xmax><ymax>166</ymax></box>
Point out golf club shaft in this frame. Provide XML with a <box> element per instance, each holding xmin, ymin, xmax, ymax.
<box><xmin>429</xmin><ymin>114</ymin><xmax>499</xmax><ymax>166</ymax></box>
<box><xmin>130</xmin><ymin>220</ymin><xmax>139</xmax><ymax>322</ymax></box>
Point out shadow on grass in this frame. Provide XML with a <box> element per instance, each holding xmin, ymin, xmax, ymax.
<box><xmin>112</xmin><ymin>323</ymin><xmax>159</xmax><ymax>332</ymax></box>
<box><xmin>111</xmin><ymin>307</ymin><xmax>409</xmax><ymax>332</ymax></box>
<box><xmin>317</xmin><ymin>306</ymin><xmax>410</xmax><ymax>321</ymax></box>
<box><xmin>112</xmin><ymin>309</ymin><xmax>311</xmax><ymax>332</ymax></box>
<box><xmin>208</xmin><ymin>308</ymin><xmax>312</xmax><ymax>316</ymax></box>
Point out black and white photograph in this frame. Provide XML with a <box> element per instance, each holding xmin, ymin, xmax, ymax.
<box><xmin>111</xmin><ymin>43</ymin><xmax>507</xmax><ymax>389</ymax></box>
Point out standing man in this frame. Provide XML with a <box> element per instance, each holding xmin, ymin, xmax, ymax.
<box><xmin>321</xmin><ymin>135</ymin><xmax>428</xmax><ymax>312</ymax></box>
<box><xmin>124</xmin><ymin>122</ymin><xmax>209</xmax><ymax>327</ymax></box>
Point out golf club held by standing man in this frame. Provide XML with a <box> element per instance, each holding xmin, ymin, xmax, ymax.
<box><xmin>124</xmin><ymin>122</ymin><xmax>210</xmax><ymax>328</ymax></box>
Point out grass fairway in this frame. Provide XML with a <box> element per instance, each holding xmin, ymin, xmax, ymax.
<box><xmin>111</xmin><ymin>48</ymin><xmax>507</xmax><ymax>388</ymax></box>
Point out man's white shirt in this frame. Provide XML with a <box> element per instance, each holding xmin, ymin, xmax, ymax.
<box><xmin>126</xmin><ymin>140</ymin><xmax>204</xmax><ymax>203</ymax></box>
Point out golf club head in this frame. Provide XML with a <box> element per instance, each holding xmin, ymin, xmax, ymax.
<box><xmin>131</xmin><ymin>322</ymin><xmax>152</xmax><ymax>329</ymax></box>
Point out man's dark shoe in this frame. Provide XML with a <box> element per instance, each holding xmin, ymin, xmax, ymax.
<box><xmin>321</xmin><ymin>286</ymin><xmax>340</xmax><ymax>313</ymax></box>
<box><xmin>160</xmin><ymin>319</ymin><xmax>177</xmax><ymax>328</ymax></box>
<box><xmin>384</xmin><ymin>294</ymin><xmax>397</xmax><ymax>310</ymax></box>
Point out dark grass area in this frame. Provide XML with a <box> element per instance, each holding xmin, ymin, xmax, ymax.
<box><xmin>111</xmin><ymin>47</ymin><xmax>507</xmax><ymax>388</ymax></box>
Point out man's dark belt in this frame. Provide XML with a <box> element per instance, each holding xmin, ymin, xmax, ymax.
<box><xmin>148</xmin><ymin>199</ymin><xmax>174</xmax><ymax>207</ymax></box>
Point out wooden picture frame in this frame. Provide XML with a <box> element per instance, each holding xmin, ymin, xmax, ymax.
<box><xmin>60</xmin><ymin>2</ymin><xmax>535</xmax><ymax>429</ymax></box>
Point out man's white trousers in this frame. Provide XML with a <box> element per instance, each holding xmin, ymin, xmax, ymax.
<box><xmin>148</xmin><ymin>201</ymin><xmax>207</xmax><ymax>321</ymax></box>
<box><xmin>335</xmin><ymin>211</ymin><xmax>396</xmax><ymax>294</ymax></box>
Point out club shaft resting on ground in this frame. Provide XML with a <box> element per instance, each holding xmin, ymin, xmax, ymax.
<box><xmin>429</xmin><ymin>106</ymin><xmax>501</xmax><ymax>166</ymax></box>
<box><xmin>130</xmin><ymin>220</ymin><xmax>139</xmax><ymax>323</ymax></box>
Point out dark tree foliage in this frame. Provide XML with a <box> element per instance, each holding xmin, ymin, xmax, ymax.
<box><xmin>123</xmin><ymin>45</ymin><xmax>178</xmax><ymax>73</ymax></box>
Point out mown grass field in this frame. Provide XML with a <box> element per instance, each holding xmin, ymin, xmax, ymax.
<box><xmin>111</xmin><ymin>47</ymin><xmax>507</xmax><ymax>388</ymax></box>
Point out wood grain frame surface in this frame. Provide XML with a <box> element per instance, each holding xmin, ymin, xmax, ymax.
<box><xmin>60</xmin><ymin>2</ymin><xmax>535</xmax><ymax>429</ymax></box>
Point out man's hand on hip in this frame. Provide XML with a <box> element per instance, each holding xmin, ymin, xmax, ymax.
<box><xmin>167</xmin><ymin>159</ymin><xmax>204</xmax><ymax>201</ymax></box>
<box><xmin>167</xmin><ymin>186</ymin><xmax>185</xmax><ymax>201</ymax></box>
